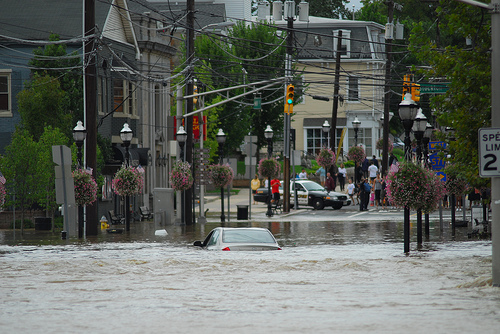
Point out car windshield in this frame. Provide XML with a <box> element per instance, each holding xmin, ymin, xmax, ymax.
<box><xmin>222</xmin><ymin>229</ymin><xmax>276</xmax><ymax>244</ymax></box>
<box><xmin>301</xmin><ymin>181</ymin><xmax>325</xmax><ymax>192</ymax></box>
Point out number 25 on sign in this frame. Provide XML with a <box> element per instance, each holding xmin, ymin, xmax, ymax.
<box><xmin>479</xmin><ymin>128</ymin><xmax>500</xmax><ymax>177</ymax></box>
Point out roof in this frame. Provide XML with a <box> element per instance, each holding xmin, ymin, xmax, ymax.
<box><xmin>0</xmin><ymin>0</ymin><xmax>110</xmax><ymax>41</ymax></box>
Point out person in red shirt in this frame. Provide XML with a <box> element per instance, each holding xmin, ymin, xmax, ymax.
<box><xmin>271</xmin><ymin>178</ymin><xmax>281</xmax><ymax>203</ymax></box>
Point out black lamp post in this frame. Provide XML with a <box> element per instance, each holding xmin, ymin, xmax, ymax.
<box><xmin>73</xmin><ymin>121</ymin><xmax>87</xmax><ymax>238</ymax></box>
<box><xmin>176</xmin><ymin>126</ymin><xmax>188</xmax><ymax>224</ymax></box>
<box><xmin>322</xmin><ymin>120</ymin><xmax>330</xmax><ymax>148</ymax></box>
<box><xmin>264</xmin><ymin>125</ymin><xmax>274</xmax><ymax>217</ymax></box>
<box><xmin>412</xmin><ymin>109</ymin><xmax>427</xmax><ymax>247</ymax></box>
<box><xmin>352</xmin><ymin>116</ymin><xmax>361</xmax><ymax>146</ymax></box>
<box><xmin>216</xmin><ymin>128</ymin><xmax>227</xmax><ymax>222</ymax></box>
<box><xmin>398</xmin><ymin>93</ymin><xmax>419</xmax><ymax>253</ymax></box>
<box><xmin>120</xmin><ymin>123</ymin><xmax>133</xmax><ymax>231</ymax></box>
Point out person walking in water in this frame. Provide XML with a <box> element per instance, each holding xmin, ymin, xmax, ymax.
<box><xmin>251</xmin><ymin>174</ymin><xmax>261</xmax><ymax>205</ymax></box>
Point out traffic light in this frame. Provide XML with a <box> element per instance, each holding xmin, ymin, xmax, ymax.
<box><xmin>193</xmin><ymin>85</ymin><xmax>198</xmax><ymax>105</ymax></box>
<box><xmin>411</xmin><ymin>83</ymin><xmax>420</xmax><ymax>102</ymax></box>
<box><xmin>402</xmin><ymin>75</ymin><xmax>410</xmax><ymax>100</ymax></box>
<box><xmin>285</xmin><ymin>84</ymin><xmax>294</xmax><ymax>113</ymax></box>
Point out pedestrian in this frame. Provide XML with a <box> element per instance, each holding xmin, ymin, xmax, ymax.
<box><xmin>325</xmin><ymin>172</ymin><xmax>336</xmax><ymax>192</ymax></box>
<box><xmin>251</xmin><ymin>174</ymin><xmax>261</xmax><ymax>205</ymax></box>
<box><xmin>363</xmin><ymin>179</ymin><xmax>372</xmax><ymax>210</ymax></box>
<box><xmin>362</xmin><ymin>157</ymin><xmax>369</xmax><ymax>179</ymax></box>
<box><xmin>271</xmin><ymin>178</ymin><xmax>281</xmax><ymax>203</ymax></box>
<box><xmin>346</xmin><ymin>178</ymin><xmax>356</xmax><ymax>205</ymax></box>
<box><xmin>358</xmin><ymin>180</ymin><xmax>366</xmax><ymax>211</ymax></box>
<box><xmin>373</xmin><ymin>174</ymin><xmax>382</xmax><ymax>209</ymax></box>
<box><xmin>299</xmin><ymin>168</ymin><xmax>308</xmax><ymax>179</ymax></box>
<box><xmin>372</xmin><ymin>155</ymin><xmax>379</xmax><ymax>169</ymax></box>
<box><xmin>368</xmin><ymin>161</ymin><xmax>378</xmax><ymax>181</ymax></box>
<box><xmin>337</xmin><ymin>163</ymin><xmax>346</xmax><ymax>191</ymax></box>
<box><xmin>381</xmin><ymin>176</ymin><xmax>388</xmax><ymax>209</ymax></box>
<box><xmin>316</xmin><ymin>166</ymin><xmax>326</xmax><ymax>186</ymax></box>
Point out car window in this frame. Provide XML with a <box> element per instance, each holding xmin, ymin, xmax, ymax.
<box><xmin>302</xmin><ymin>182</ymin><xmax>324</xmax><ymax>191</ymax></box>
<box><xmin>207</xmin><ymin>229</ymin><xmax>220</xmax><ymax>246</ymax></box>
<box><xmin>222</xmin><ymin>230</ymin><xmax>276</xmax><ymax>244</ymax></box>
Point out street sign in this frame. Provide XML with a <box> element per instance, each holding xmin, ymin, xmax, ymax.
<box><xmin>253</xmin><ymin>97</ymin><xmax>261</xmax><ymax>109</ymax></box>
<box><xmin>429</xmin><ymin>152</ymin><xmax>446</xmax><ymax>170</ymax></box>
<box><xmin>428</xmin><ymin>141</ymin><xmax>447</xmax><ymax>151</ymax></box>
<box><xmin>420</xmin><ymin>83</ymin><xmax>449</xmax><ymax>94</ymax></box>
<box><xmin>479</xmin><ymin>128</ymin><xmax>500</xmax><ymax>177</ymax></box>
<box><xmin>435</xmin><ymin>171</ymin><xmax>447</xmax><ymax>182</ymax></box>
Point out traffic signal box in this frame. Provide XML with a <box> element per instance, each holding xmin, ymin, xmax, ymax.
<box><xmin>285</xmin><ymin>84</ymin><xmax>294</xmax><ymax>114</ymax></box>
<box><xmin>193</xmin><ymin>85</ymin><xmax>198</xmax><ymax>105</ymax></box>
<box><xmin>411</xmin><ymin>83</ymin><xmax>420</xmax><ymax>102</ymax></box>
<box><xmin>402</xmin><ymin>74</ymin><xmax>420</xmax><ymax>102</ymax></box>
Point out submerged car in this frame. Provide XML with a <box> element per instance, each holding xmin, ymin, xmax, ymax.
<box><xmin>193</xmin><ymin>227</ymin><xmax>281</xmax><ymax>251</ymax></box>
<box><xmin>254</xmin><ymin>179</ymin><xmax>351</xmax><ymax>210</ymax></box>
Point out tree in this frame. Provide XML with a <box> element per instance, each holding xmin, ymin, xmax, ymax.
<box><xmin>408</xmin><ymin>0</ymin><xmax>491</xmax><ymax>188</ymax></box>
<box><xmin>0</xmin><ymin>128</ymin><xmax>39</xmax><ymax>234</ymax></box>
<box><xmin>17</xmin><ymin>73</ymin><xmax>72</xmax><ymax>141</ymax></box>
<box><xmin>29</xmin><ymin>33</ymin><xmax>84</xmax><ymax>128</ymax></box>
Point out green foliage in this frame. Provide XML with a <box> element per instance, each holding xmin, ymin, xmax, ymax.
<box><xmin>17</xmin><ymin>73</ymin><xmax>72</xmax><ymax>141</ymax></box>
<box><xmin>29</xmin><ymin>33</ymin><xmax>84</xmax><ymax>127</ymax></box>
<box><xmin>408</xmin><ymin>0</ymin><xmax>490</xmax><ymax>188</ymax></box>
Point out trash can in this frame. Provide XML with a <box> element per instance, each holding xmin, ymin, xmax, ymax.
<box><xmin>35</xmin><ymin>217</ymin><xmax>52</xmax><ymax>231</ymax></box>
<box><xmin>237</xmin><ymin>205</ymin><xmax>249</xmax><ymax>220</ymax></box>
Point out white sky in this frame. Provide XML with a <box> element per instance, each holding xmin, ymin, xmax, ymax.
<box><xmin>347</xmin><ymin>0</ymin><xmax>363</xmax><ymax>11</ymax></box>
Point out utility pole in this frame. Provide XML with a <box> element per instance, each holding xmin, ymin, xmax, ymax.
<box><xmin>283</xmin><ymin>3</ymin><xmax>294</xmax><ymax>213</ymax></box>
<box><xmin>84</xmin><ymin>0</ymin><xmax>98</xmax><ymax>236</ymax></box>
<box><xmin>185</xmin><ymin>0</ymin><xmax>194</xmax><ymax>224</ymax></box>
<box><xmin>382</xmin><ymin>1</ymin><xmax>394</xmax><ymax>177</ymax></box>
<box><xmin>331</xmin><ymin>30</ymin><xmax>342</xmax><ymax>161</ymax></box>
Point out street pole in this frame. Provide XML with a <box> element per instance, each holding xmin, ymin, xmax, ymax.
<box><xmin>185</xmin><ymin>0</ymin><xmax>194</xmax><ymax>225</ymax></box>
<box><xmin>382</xmin><ymin>0</ymin><xmax>394</xmax><ymax>177</ymax></box>
<box><xmin>283</xmin><ymin>8</ymin><xmax>294</xmax><ymax>213</ymax></box>
<box><xmin>84</xmin><ymin>0</ymin><xmax>98</xmax><ymax>236</ymax></box>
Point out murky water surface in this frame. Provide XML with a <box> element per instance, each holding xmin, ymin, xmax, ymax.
<box><xmin>1</xmin><ymin>221</ymin><xmax>499</xmax><ymax>333</ymax></box>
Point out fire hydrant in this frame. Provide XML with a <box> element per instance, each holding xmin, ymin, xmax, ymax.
<box><xmin>100</xmin><ymin>216</ymin><xmax>109</xmax><ymax>229</ymax></box>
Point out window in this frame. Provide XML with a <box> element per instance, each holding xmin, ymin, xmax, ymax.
<box><xmin>333</xmin><ymin>30</ymin><xmax>351</xmax><ymax>58</ymax></box>
<box><xmin>305</xmin><ymin>127</ymin><xmax>343</xmax><ymax>155</ymax></box>
<box><xmin>0</xmin><ymin>71</ymin><xmax>12</xmax><ymax>116</ymax></box>
<box><xmin>347</xmin><ymin>76</ymin><xmax>359</xmax><ymax>102</ymax></box>
<box><xmin>348</xmin><ymin>128</ymin><xmax>372</xmax><ymax>157</ymax></box>
<box><xmin>113</xmin><ymin>78</ymin><xmax>137</xmax><ymax>115</ymax></box>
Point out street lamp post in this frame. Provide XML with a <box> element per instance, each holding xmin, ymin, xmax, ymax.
<box><xmin>73</xmin><ymin>121</ymin><xmax>87</xmax><ymax>238</ymax></box>
<box><xmin>264</xmin><ymin>125</ymin><xmax>274</xmax><ymax>217</ymax></box>
<box><xmin>352</xmin><ymin>116</ymin><xmax>361</xmax><ymax>146</ymax></box>
<box><xmin>120</xmin><ymin>123</ymin><xmax>133</xmax><ymax>231</ymax></box>
<box><xmin>412</xmin><ymin>109</ymin><xmax>427</xmax><ymax>247</ymax></box>
<box><xmin>176</xmin><ymin>126</ymin><xmax>188</xmax><ymax>224</ymax></box>
<box><xmin>322</xmin><ymin>120</ymin><xmax>330</xmax><ymax>148</ymax></box>
<box><xmin>399</xmin><ymin>93</ymin><xmax>419</xmax><ymax>253</ymax></box>
<box><xmin>423</xmin><ymin>122</ymin><xmax>434</xmax><ymax>238</ymax></box>
<box><xmin>216</xmin><ymin>129</ymin><xmax>227</xmax><ymax>222</ymax></box>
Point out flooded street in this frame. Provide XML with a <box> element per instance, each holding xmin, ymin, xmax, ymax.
<box><xmin>1</xmin><ymin>220</ymin><xmax>499</xmax><ymax>333</ymax></box>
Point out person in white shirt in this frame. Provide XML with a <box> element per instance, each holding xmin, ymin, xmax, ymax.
<box><xmin>368</xmin><ymin>162</ymin><xmax>378</xmax><ymax>181</ymax></box>
<box><xmin>299</xmin><ymin>168</ymin><xmax>308</xmax><ymax>179</ymax></box>
<box><xmin>337</xmin><ymin>163</ymin><xmax>347</xmax><ymax>191</ymax></box>
<box><xmin>346</xmin><ymin>178</ymin><xmax>357</xmax><ymax>205</ymax></box>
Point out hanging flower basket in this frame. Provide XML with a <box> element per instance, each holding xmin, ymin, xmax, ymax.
<box><xmin>170</xmin><ymin>161</ymin><xmax>193</xmax><ymax>192</ymax></box>
<box><xmin>112</xmin><ymin>166</ymin><xmax>144</xmax><ymax>196</ymax></box>
<box><xmin>208</xmin><ymin>164</ymin><xmax>234</xmax><ymax>188</ymax></box>
<box><xmin>347</xmin><ymin>145</ymin><xmax>366</xmax><ymax>166</ymax></box>
<box><xmin>316</xmin><ymin>147</ymin><xmax>335</xmax><ymax>170</ymax></box>
<box><xmin>73</xmin><ymin>169</ymin><xmax>98</xmax><ymax>206</ymax></box>
<box><xmin>258</xmin><ymin>158</ymin><xmax>281</xmax><ymax>179</ymax></box>
<box><xmin>386</xmin><ymin>162</ymin><xmax>445</xmax><ymax>213</ymax></box>
<box><xmin>376</xmin><ymin>138</ymin><xmax>393</xmax><ymax>153</ymax></box>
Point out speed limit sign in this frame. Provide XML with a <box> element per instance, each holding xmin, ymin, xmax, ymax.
<box><xmin>479</xmin><ymin>128</ymin><xmax>500</xmax><ymax>177</ymax></box>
